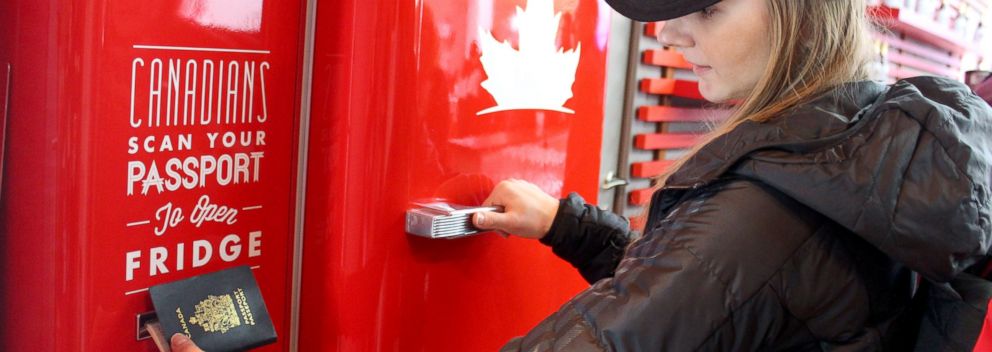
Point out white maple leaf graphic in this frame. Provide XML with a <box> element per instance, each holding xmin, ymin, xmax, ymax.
<box><xmin>477</xmin><ymin>0</ymin><xmax>581</xmax><ymax>115</ymax></box>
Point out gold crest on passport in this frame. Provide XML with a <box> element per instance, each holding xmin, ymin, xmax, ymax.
<box><xmin>189</xmin><ymin>294</ymin><xmax>241</xmax><ymax>333</ymax></box>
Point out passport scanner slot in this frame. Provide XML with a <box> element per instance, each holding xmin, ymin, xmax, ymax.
<box><xmin>136</xmin><ymin>311</ymin><xmax>158</xmax><ymax>340</ymax></box>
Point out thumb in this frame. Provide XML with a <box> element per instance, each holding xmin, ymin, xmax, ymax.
<box><xmin>473</xmin><ymin>211</ymin><xmax>509</xmax><ymax>231</ymax></box>
<box><xmin>171</xmin><ymin>333</ymin><xmax>202</xmax><ymax>352</ymax></box>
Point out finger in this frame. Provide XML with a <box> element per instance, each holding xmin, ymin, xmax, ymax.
<box><xmin>480</xmin><ymin>182</ymin><xmax>505</xmax><ymax>206</ymax></box>
<box><xmin>481</xmin><ymin>186</ymin><xmax>508</xmax><ymax>208</ymax></box>
<box><xmin>473</xmin><ymin>211</ymin><xmax>510</xmax><ymax>231</ymax></box>
<box><xmin>171</xmin><ymin>333</ymin><xmax>203</xmax><ymax>352</ymax></box>
<box><xmin>480</xmin><ymin>193</ymin><xmax>498</xmax><ymax>207</ymax></box>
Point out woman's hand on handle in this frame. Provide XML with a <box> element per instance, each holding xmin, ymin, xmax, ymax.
<box><xmin>472</xmin><ymin>179</ymin><xmax>559</xmax><ymax>240</ymax></box>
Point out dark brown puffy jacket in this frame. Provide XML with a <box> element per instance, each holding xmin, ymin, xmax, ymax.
<box><xmin>502</xmin><ymin>77</ymin><xmax>992</xmax><ymax>351</ymax></box>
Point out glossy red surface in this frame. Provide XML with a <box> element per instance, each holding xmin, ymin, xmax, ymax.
<box><xmin>1</xmin><ymin>0</ymin><xmax>611</xmax><ymax>349</ymax></box>
<box><xmin>0</xmin><ymin>1</ymin><xmax>305</xmax><ymax>350</ymax></box>
<box><xmin>299</xmin><ymin>0</ymin><xmax>610</xmax><ymax>350</ymax></box>
<box><xmin>0</xmin><ymin>63</ymin><xmax>8</xmax><ymax>190</ymax></box>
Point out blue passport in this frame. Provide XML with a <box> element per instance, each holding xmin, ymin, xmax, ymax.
<box><xmin>149</xmin><ymin>266</ymin><xmax>277</xmax><ymax>352</ymax></box>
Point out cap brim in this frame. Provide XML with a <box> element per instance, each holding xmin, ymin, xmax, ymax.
<box><xmin>604</xmin><ymin>0</ymin><xmax>719</xmax><ymax>22</ymax></box>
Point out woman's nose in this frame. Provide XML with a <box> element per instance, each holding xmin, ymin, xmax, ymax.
<box><xmin>657</xmin><ymin>20</ymin><xmax>693</xmax><ymax>49</ymax></box>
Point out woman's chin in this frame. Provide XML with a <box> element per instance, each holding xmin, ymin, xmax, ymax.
<box><xmin>698</xmin><ymin>84</ymin><xmax>742</xmax><ymax>104</ymax></box>
<box><xmin>698</xmin><ymin>88</ymin><xmax>727</xmax><ymax>104</ymax></box>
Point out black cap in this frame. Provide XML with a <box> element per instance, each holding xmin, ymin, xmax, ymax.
<box><xmin>604</xmin><ymin>0</ymin><xmax>721</xmax><ymax>22</ymax></box>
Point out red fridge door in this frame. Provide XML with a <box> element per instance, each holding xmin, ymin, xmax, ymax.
<box><xmin>0</xmin><ymin>1</ymin><xmax>306</xmax><ymax>350</ymax></box>
<box><xmin>0</xmin><ymin>63</ymin><xmax>8</xmax><ymax>191</ymax></box>
<box><xmin>300</xmin><ymin>0</ymin><xmax>610</xmax><ymax>350</ymax></box>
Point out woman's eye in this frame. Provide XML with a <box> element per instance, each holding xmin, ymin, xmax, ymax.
<box><xmin>700</xmin><ymin>6</ymin><xmax>716</xmax><ymax>19</ymax></box>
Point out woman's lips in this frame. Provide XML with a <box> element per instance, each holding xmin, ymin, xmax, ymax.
<box><xmin>692</xmin><ymin>64</ymin><xmax>712</xmax><ymax>75</ymax></box>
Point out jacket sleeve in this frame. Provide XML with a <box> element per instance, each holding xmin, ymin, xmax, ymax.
<box><xmin>503</xmin><ymin>180</ymin><xmax>830</xmax><ymax>352</ymax></box>
<box><xmin>540</xmin><ymin>193</ymin><xmax>631</xmax><ymax>284</ymax></box>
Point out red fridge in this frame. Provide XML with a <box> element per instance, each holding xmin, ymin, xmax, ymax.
<box><xmin>0</xmin><ymin>0</ymin><xmax>611</xmax><ymax>350</ymax></box>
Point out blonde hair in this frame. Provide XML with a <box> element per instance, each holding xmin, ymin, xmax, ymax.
<box><xmin>655</xmin><ymin>0</ymin><xmax>875</xmax><ymax>189</ymax></box>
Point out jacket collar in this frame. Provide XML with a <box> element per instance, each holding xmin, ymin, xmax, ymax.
<box><xmin>663</xmin><ymin>81</ymin><xmax>888</xmax><ymax>189</ymax></box>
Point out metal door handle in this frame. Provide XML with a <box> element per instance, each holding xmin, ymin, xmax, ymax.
<box><xmin>406</xmin><ymin>202</ymin><xmax>505</xmax><ymax>239</ymax></box>
<box><xmin>602</xmin><ymin>171</ymin><xmax>628</xmax><ymax>190</ymax></box>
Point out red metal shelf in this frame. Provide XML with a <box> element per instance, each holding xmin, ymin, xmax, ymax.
<box><xmin>639</xmin><ymin>78</ymin><xmax>704</xmax><ymax>100</ymax></box>
<box><xmin>890</xmin><ymin>65</ymin><xmax>932</xmax><ymax>81</ymax></box>
<box><xmin>631</xmin><ymin>160</ymin><xmax>675</xmax><ymax>178</ymax></box>
<box><xmin>887</xmin><ymin>51</ymin><xmax>958</xmax><ymax>77</ymax></box>
<box><xmin>629</xmin><ymin>187</ymin><xmax>659</xmax><ymax>205</ymax></box>
<box><xmin>869</xmin><ymin>5</ymin><xmax>981</xmax><ymax>56</ymax></box>
<box><xmin>643</xmin><ymin>49</ymin><xmax>691</xmax><ymax>69</ymax></box>
<box><xmin>630</xmin><ymin>216</ymin><xmax>646</xmax><ymax>231</ymax></box>
<box><xmin>644</xmin><ymin>22</ymin><xmax>663</xmax><ymax>38</ymax></box>
<box><xmin>874</xmin><ymin>33</ymin><xmax>961</xmax><ymax>67</ymax></box>
<box><xmin>637</xmin><ymin>106</ymin><xmax>729</xmax><ymax>122</ymax></box>
<box><xmin>634</xmin><ymin>133</ymin><xmax>702</xmax><ymax>150</ymax></box>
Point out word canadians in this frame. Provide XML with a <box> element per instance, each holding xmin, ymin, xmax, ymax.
<box><xmin>130</xmin><ymin>57</ymin><xmax>271</xmax><ymax>128</ymax></box>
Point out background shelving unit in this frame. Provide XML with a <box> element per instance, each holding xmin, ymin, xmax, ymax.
<box><xmin>868</xmin><ymin>0</ymin><xmax>991</xmax><ymax>82</ymax></box>
<box><xmin>616</xmin><ymin>1</ymin><xmax>991</xmax><ymax>230</ymax></box>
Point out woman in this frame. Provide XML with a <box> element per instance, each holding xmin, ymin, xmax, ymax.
<box><xmin>474</xmin><ymin>0</ymin><xmax>992</xmax><ymax>350</ymax></box>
